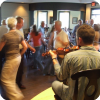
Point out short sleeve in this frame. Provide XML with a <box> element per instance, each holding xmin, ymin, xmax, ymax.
<box><xmin>0</xmin><ymin>35</ymin><xmax>7</xmax><ymax>42</ymax></box>
<box><xmin>20</xmin><ymin>35</ymin><xmax>24</xmax><ymax>42</ymax></box>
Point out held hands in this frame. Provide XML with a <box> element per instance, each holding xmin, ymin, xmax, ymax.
<box><xmin>30</xmin><ymin>47</ymin><xmax>36</xmax><ymax>53</ymax></box>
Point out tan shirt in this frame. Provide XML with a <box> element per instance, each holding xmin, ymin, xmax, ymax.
<box><xmin>53</xmin><ymin>30</ymin><xmax>69</xmax><ymax>49</ymax></box>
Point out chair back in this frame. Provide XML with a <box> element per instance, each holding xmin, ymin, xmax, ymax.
<box><xmin>71</xmin><ymin>69</ymin><xmax>100</xmax><ymax>100</ymax></box>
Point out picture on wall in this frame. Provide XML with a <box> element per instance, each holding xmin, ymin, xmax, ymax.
<box><xmin>72</xmin><ymin>17</ymin><xmax>78</xmax><ymax>24</ymax></box>
<box><xmin>50</xmin><ymin>17</ymin><xmax>53</xmax><ymax>24</ymax></box>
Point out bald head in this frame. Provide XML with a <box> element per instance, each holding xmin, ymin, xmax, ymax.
<box><xmin>1</xmin><ymin>19</ymin><xmax>6</xmax><ymax>25</ymax></box>
<box><xmin>55</xmin><ymin>20</ymin><xmax>62</xmax><ymax>31</ymax></box>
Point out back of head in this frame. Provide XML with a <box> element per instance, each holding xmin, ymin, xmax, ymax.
<box><xmin>32</xmin><ymin>25</ymin><xmax>38</xmax><ymax>36</ymax></box>
<box><xmin>15</xmin><ymin>16</ymin><xmax>24</xmax><ymax>23</ymax></box>
<box><xmin>6</xmin><ymin>17</ymin><xmax>17</xmax><ymax>30</ymax></box>
<box><xmin>1</xmin><ymin>19</ymin><xmax>6</xmax><ymax>25</ymax></box>
<box><xmin>77</xmin><ymin>24</ymin><xmax>95</xmax><ymax>44</ymax></box>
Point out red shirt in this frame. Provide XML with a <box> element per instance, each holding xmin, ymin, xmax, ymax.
<box><xmin>30</xmin><ymin>32</ymin><xmax>42</xmax><ymax>47</ymax></box>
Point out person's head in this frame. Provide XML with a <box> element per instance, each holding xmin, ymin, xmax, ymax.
<box><xmin>55</xmin><ymin>20</ymin><xmax>62</xmax><ymax>31</ymax></box>
<box><xmin>85</xmin><ymin>20</ymin><xmax>88</xmax><ymax>24</ymax></box>
<box><xmin>1</xmin><ymin>19</ymin><xmax>6</xmax><ymax>25</ymax></box>
<box><xmin>76</xmin><ymin>24</ymin><xmax>95</xmax><ymax>46</ymax></box>
<box><xmin>15</xmin><ymin>16</ymin><xmax>24</xmax><ymax>30</ymax></box>
<box><xmin>90</xmin><ymin>19</ymin><xmax>94</xmax><ymax>26</ymax></box>
<box><xmin>32</xmin><ymin>25</ymin><xmax>38</xmax><ymax>36</ymax></box>
<box><xmin>78</xmin><ymin>19</ymin><xmax>83</xmax><ymax>26</ymax></box>
<box><xmin>6</xmin><ymin>17</ymin><xmax>17</xmax><ymax>30</ymax></box>
<box><xmin>41</xmin><ymin>21</ymin><xmax>45</xmax><ymax>28</ymax></box>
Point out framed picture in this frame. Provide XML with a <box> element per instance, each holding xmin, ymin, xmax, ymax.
<box><xmin>50</xmin><ymin>17</ymin><xmax>53</xmax><ymax>24</ymax></box>
<box><xmin>72</xmin><ymin>17</ymin><xmax>78</xmax><ymax>24</ymax></box>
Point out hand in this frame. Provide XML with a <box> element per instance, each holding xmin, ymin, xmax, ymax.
<box><xmin>56</xmin><ymin>36</ymin><xmax>61</xmax><ymax>42</ymax></box>
<box><xmin>49</xmin><ymin>50</ymin><xmax>57</xmax><ymax>59</ymax></box>
<box><xmin>30</xmin><ymin>47</ymin><xmax>36</xmax><ymax>53</ymax></box>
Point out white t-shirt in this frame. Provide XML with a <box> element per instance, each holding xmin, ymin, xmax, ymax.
<box><xmin>16</xmin><ymin>29</ymin><xmax>24</xmax><ymax>49</ymax></box>
<box><xmin>53</xmin><ymin>30</ymin><xmax>69</xmax><ymax>49</ymax></box>
<box><xmin>0</xmin><ymin>25</ymin><xmax>8</xmax><ymax>41</ymax></box>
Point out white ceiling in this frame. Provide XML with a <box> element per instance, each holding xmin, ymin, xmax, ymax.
<box><xmin>5</xmin><ymin>0</ymin><xmax>97</xmax><ymax>4</ymax></box>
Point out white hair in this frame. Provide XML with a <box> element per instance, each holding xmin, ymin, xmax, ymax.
<box><xmin>6</xmin><ymin>17</ymin><xmax>17</xmax><ymax>29</ymax></box>
<box><xmin>55</xmin><ymin>20</ymin><xmax>62</xmax><ymax>26</ymax></box>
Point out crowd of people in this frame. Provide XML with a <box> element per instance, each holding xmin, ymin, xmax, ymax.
<box><xmin>0</xmin><ymin>16</ymin><xmax>100</xmax><ymax>100</ymax></box>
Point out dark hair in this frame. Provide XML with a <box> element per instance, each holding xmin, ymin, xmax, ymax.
<box><xmin>50</xmin><ymin>25</ymin><xmax>55</xmax><ymax>33</ymax></box>
<box><xmin>32</xmin><ymin>25</ymin><xmax>38</xmax><ymax>36</ymax></box>
<box><xmin>15</xmin><ymin>16</ymin><xmax>23</xmax><ymax>23</ymax></box>
<box><xmin>77</xmin><ymin>24</ymin><xmax>95</xmax><ymax>44</ymax></box>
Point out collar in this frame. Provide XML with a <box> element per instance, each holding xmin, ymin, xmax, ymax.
<box><xmin>80</xmin><ymin>46</ymin><xmax>96</xmax><ymax>51</ymax></box>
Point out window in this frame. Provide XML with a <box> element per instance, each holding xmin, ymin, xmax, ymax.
<box><xmin>38</xmin><ymin>11</ymin><xmax>48</xmax><ymax>28</ymax></box>
<box><xmin>58</xmin><ymin>11</ymin><xmax>69</xmax><ymax>28</ymax></box>
<box><xmin>91</xmin><ymin>9</ymin><xmax>100</xmax><ymax>24</ymax></box>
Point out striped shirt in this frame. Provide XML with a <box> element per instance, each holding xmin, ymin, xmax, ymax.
<box><xmin>54</xmin><ymin>46</ymin><xmax>100</xmax><ymax>100</ymax></box>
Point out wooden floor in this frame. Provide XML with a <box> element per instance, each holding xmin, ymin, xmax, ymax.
<box><xmin>21</xmin><ymin>56</ymin><xmax>56</xmax><ymax>100</ymax></box>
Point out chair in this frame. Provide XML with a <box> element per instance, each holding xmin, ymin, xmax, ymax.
<box><xmin>71</xmin><ymin>69</ymin><xmax>100</xmax><ymax>100</ymax></box>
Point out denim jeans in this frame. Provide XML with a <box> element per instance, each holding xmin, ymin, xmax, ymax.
<box><xmin>34</xmin><ymin>46</ymin><xmax>44</xmax><ymax>72</ymax></box>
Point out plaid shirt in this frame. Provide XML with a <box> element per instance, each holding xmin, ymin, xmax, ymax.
<box><xmin>54</xmin><ymin>46</ymin><xmax>100</xmax><ymax>100</ymax></box>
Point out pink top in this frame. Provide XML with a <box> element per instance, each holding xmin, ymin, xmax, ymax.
<box><xmin>30</xmin><ymin>32</ymin><xmax>42</xmax><ymax>47</ymax></box>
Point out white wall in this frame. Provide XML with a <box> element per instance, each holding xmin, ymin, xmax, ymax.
<box><xmin>57</xmin><ymin>10</ymin><xmax>80</xmax><ymax>29</ymax></box>
<box><xmin>86</xmin><ymin>3</ymin><xmax>100</xmax><ymax>21</ymax></box>
<box><xmin>70</xmin><ymin>11</ymin><xmax>80</xmax><ymax>29</ymax></box>
<box><xmin>1</xmin><ymin>2</ymin><xmax>29</xmax><ymax>29</ymax></box>
<box><xmin>34</xmin><ymin>10</ymin><xmax>53</xmax><ymax>29</ymax></box>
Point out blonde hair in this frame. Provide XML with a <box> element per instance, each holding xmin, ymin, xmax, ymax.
<box><xmin>6</xmin><ymin>17</ymin><xmax>17</xmax><ymax>29</ymax></box>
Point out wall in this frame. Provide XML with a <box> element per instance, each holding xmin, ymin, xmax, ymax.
<box><xmin>34</xmin><ymin>10</ymin><xmax>53</xmax><ymax>28</ymax></box>
<box><xmin>70</xmin><ymin>11</ymin><xmax>80</xmax><ymax>29</ymax></box>
<box><xmin>57</xmin><ymin>10</ymin><xmax>80</xmax><ymax>29</ymax></box>
<box><xmin>1</xmin><ymin>2</ymin><xmax>29</xmax><ymax>29</ymax></box>
<box><xmin>86</xmin><ymin>3</ymin><xmax>100</xmax><ymax>21</ymax></box>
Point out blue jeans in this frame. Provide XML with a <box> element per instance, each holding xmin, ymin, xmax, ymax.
<box><xmin>34</xmin><ymin>46</ymin><xmax>43</xmax><ymax>72</ymax></box>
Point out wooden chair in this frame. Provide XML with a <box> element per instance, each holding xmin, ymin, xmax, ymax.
<box><xmin>71</xmin><ymin>69</ymin><xmax>100</xmax><ymax>100</ymax></box>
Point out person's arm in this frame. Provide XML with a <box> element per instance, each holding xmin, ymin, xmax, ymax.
<box><xmin>20</xmin><ymin>40</ymin><xmax>27</xmax><ymax>56</ymax></box>
<box><xmin>25</xmin><ymin>40</ymin><xmax>36</xmax><ymax>53</ymax></box>
<box><xmin>49</xmin><ymin>50</ymin><xmax>70</xmax><ymax>81</ymax></box>
<box><xmin>0</xmin><ymin>42</ymin><xmax>6</xmax><ymax>51</ymax></box>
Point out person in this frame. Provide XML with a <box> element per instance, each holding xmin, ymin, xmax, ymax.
<box><xmin>93</xmin><ymin>24</ymin><xmax>100</xmax><ymax>51</ymax></box>
<box><xmin>49</xmin><ymin>24</ymin><xmax>100</xmax><ymax>100</ymax></box>
<box><xmin>0</xmin><ymin>19</ymin><xmax>8</xmax><ymax>74</ymax></box>
<box><xmin>39</xmin><ymin>21</ymin><xmax>45</xmax><ymax>35</ymax></box>
<box><xmin>27</xmin><ymin>25</ymin><xmax>46</xmax><ymax>72</ymax></box>
<box><xmin>43</xmin><ymin>21</ymin><xmax>69</xmax><ymax>75</ymax></box>
<box><xmin>85</xmin><ymin>20</ymin><xmax>88</xmax><ymax>24</ymax></box>
<box><xmin>15</xmin><ymin>16</ymin><xmax>36</xmax><ymax>89</ymax></box>
<box><xmin>89</xmin><ymin>19</ymin><xmax>94</xmax><ymax>28</ymax></box>
<box><xmin>0</xmin><ymin>17</ymin><xmax>27</xmax><ymax>100</ymax></box>
<box><xmin>72</xmin><ymin>19</ymin><xmax>83</xmax><ymax>45</ymax></box>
